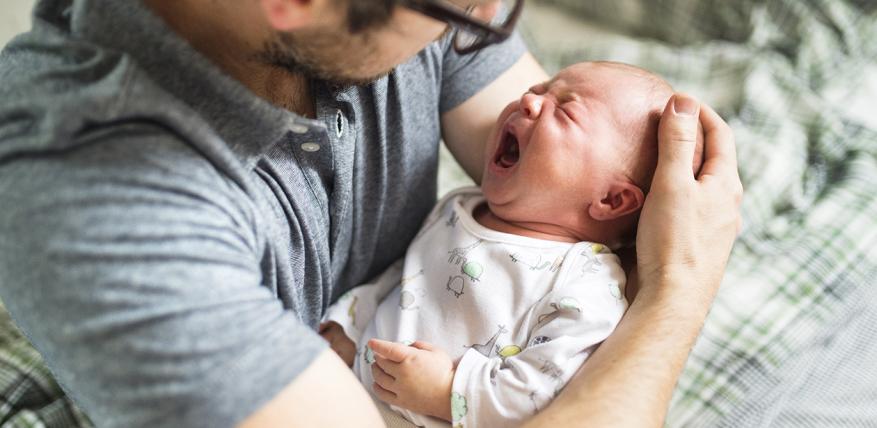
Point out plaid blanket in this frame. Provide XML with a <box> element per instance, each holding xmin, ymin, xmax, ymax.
<box><xmin>1</xmin><ymin>1</ymin><xmax>876</xmax><ymax>427</ymax></box>
<box><xmin>0</xmin><ymin>304</ymin><xmax>90</xmax><ymax>428</ymax></box>
<box><xmin>519</xmin><ymin>0</ymin><xmax>877</xmax><ymax>426</ymax></box>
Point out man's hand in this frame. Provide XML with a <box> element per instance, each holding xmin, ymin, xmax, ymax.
<box><xmin>636</xmin><ymin>93</ymin><xmax>743</xmax><ymax>307</ymax></box>
<box><xmin>319</xmin><ymin>322</ymin><xmax>356</xmax><ymax>367</ymax></box>
<box><xmin>523</xmin><ymin>95</ymin><xmax>741</xmax><ymax>428</ymax></box>
<box><xmin>367</xmin><ymin>339</ymin><xmax>455</xmax><ymax>422</ymax></box>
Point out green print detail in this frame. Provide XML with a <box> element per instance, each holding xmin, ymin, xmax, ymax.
<box><xmin>400</xmin><ymin>286</ymin><xmax>426</xmax><ymax>309</ymax></box>
<box><xmin>554</xmin><ymin>297</ymin><xmax>583</xmax><ymax>312</ymax></box>
<box><xmin>347</xmin><ymin>295</ymin><xmax>358</xmax><ymax>327</ymax></box>
<box><xmin>608</xmin><ymin>282</ymin><xmax>623</xmax><ymax>300</ymax></box>
<box><xmin>363</xmin><ymin>346</ymin><xmax>375</xmax><ymax>364</ymax></box>
<box><xmin>461</xmin><ymin>261</ymin><xmax>483</xmax><ymax>282</ymax></box>
<box><xmin>497</xmin><ymin>345</ymin><xmax>522</xmax><ymax>359</ymax></box>
<box><xmin>451</xmin><ymin>392</ymin><xmax>468</xmax><ymax>422</ymax></box>
<box><xmin>400</xmin><ymin>290</ymin><xmax>416</xmax><ymax>309</ymax></box>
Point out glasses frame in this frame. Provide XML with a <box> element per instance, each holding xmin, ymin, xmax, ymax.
<box><xmin>401</xmin><ymin>0</ymin><xmax>525</xmax><ymax>54</ymax></box>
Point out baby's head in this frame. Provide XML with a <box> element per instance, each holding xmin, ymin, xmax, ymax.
<box><xmin>481</xmin><ymin>61</ymin><xmax>703</xmax><ymax>248</ymax></box>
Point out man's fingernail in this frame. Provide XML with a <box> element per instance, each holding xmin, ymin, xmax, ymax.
<box><xmin>673</xmin><ymin>95</ymin><xmax>698</xmax><ymax>116</ymax></box>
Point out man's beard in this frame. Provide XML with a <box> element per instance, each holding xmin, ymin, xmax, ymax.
<box><xmin>256</xmin><ymin>31</ymin><xmax>392</xmax><ymax>87</ymax></box>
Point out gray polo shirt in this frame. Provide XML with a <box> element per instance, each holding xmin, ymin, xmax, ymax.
<box><xmin>0</xmin><ymin>0</ymin><xmax>525</xmax><ymax>426</ymax></box>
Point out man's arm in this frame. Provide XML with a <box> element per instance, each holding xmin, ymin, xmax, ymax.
<box><xmin>239</xmin><ymin>349</ymin><xmax>385</xmax><ymax>428</ymax></box>
<box><xmin>523</xmin><ymin>95</ymin><xmax>743</xmax><ymax>427</ymax></box>
<box><xmin>0</xmin><ymin>128</ymin><xmax>379</xmax><ymax>428</ymax></box>
<box><xmin>441</xmin><ymin>52</ymin><xmax>549</xmax><ymax>182</ymax></box>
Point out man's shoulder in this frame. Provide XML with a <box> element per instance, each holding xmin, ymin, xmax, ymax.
<box><xmin>0</xmin><ymin>32</ymin><xmax>254</xmax><ymax>236</ymax></box>
<box><xmin>0</xmin><ymin>24</ymin><xmax>212</xmax><ymax>163</ymax></box>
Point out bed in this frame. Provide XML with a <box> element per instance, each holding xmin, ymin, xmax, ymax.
<box><xmin>1</xmin><ymin>0</ymin><xmax>876</xmax><ymax>426</ymax></box>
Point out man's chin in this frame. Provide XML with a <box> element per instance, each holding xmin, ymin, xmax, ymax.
<box><xmin>325</xmin><ymin>68</ymin><xmax>395</xmax><ymax>87</ymax></box>
<box><xmin>257</xmin><ymin>39</ymin><xmax>395</xmax><ymax>87</ymax></box>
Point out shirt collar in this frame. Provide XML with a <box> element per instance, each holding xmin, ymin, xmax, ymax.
<box><xmin>67</xmin><ymin>0</ymin><xmax>325</xmax><ymax>155</ymax></box>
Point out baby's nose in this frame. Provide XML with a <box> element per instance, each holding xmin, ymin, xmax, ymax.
<box><xmin>520</xmin><ymin>93</ymin><xmax>543</xmax><ymax>119</ymax></box>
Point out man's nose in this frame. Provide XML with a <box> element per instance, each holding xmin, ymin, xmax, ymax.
<box><xmin>520</xmin><ymin>93</ymin><xmax>543</xmax><ymax>119</ymax></box>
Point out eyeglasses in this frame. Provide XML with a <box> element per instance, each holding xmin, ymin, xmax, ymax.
<box><xmin>401</xmin><ymin>0</ymin><xmax>525</xmax><ymax>55</ymax></box>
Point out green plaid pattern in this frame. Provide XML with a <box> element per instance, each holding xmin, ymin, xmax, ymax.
<box><xmin>0</xmin><ymin>1</ymin><xmax>875</xmax><ymax>426</ymax></box>
<box><xmin>0</xmin><ymin>304</ymin><xmax>90</xmax><ymax>427</ymax></box>
<box><xmin>518</xmin><ymin>0</ymin><xmax>877</xmax><ymax>426</ymax></box>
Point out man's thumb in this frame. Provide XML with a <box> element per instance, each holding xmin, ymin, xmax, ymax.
<box><xmin>657</xmin><ymin>94</ymin><xmax>701</xmax><ymax>181</ymax></box>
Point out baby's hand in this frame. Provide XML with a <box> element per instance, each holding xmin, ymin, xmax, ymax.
<box><xmin>368</xmin><ymin>339</ymin><xmax>455</xmax><ymax>422</ymax></box>
<box><xmin>318</xmin><ymin>321</ymin><xmax>356</xmax><ymax>367</ymax></box>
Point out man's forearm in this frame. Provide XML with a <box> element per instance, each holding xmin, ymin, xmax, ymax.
<box><xmin>523</xmin><ymin>277</ymin><xmax>715</xmax><ymax>428</ymax></box>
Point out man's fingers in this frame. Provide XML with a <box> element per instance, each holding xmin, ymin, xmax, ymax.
<box><xmin>368</xmin><ymin>339</ymin><xmax>411</xmax><ymax>363</ymax></box>
<box><xmin>697</xmin><ymin>102</ymin><xmax>739</xmax><ymax>181</ymax></box>
<box><xmin>372</xmin><ymin>382</ymin><xmax>397</xmax><ymax>403</ymax></box>
<box><xmin>656</xmin><ymin>93</ymin><xmax>701</xmax><ymax>183</ymax></box>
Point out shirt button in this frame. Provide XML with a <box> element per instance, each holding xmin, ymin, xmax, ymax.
<box><xmin>301</xmin><ymin>142</ymin><xmax>321</xmax><ymax>152</ymax></box>
<box><xmin>290</xmin><ymin>124</ymin><xmax>309</xmax><ymax>134</ymax></box>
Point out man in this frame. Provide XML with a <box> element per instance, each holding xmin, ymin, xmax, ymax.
<box><xmin>0</xmin><ymin>0</ymin><xmax>741</xmax><ymax>427</ymax></box>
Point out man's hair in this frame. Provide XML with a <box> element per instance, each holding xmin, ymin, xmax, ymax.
<box><xmin>339</xmin><ymin>0</ymin><xmax>400</xmax><ymax>33</ymax></box>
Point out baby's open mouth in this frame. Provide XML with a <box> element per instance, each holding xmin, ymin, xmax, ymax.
<box><xmin>494</xmin><ymin>129</ymin><xmax>520</xmax><ymax>169</ymax></box>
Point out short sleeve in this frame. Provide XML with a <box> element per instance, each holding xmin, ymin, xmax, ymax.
<box><xmin>0</xmin><ymin>128</ymin><xmax>326</xmax><ymax>427</ymax></box>
<box><xmin>439</xmin><ymin>31</ymin><xmax>528</xmax><ymax>113</ymax></box>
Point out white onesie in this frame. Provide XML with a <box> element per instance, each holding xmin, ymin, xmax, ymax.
<box><xmin>324</xmin><ymin>187</ymin><xmax>628</xmax><ymax>428</ymax></box>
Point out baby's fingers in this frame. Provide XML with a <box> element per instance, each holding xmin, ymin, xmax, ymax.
<box><xmin>371</xmin><ymin>362</ymin><xmax>396</xmax><ymax>390</ymax></box>
<box><xmin>368</xmin><ymin>338</ymin><xmax>413</xmax><ymax>363</ymax></box>
<box><xmin>373</xmin><ymin>382</ymin><xmax>397</xmax><ymax>404</ymax></box>
<box><xmin>374</xmin><ymin>354</ymin><xmax>401</xmax><ymax>376</ymax></box>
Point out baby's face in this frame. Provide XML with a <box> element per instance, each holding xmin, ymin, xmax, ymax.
<box><xmin>481</xmin><ymin>62</ymin><xmax>668</xmax><ymax>230</ymax></box>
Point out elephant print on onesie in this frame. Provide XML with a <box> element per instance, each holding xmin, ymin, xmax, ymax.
<box><xmin>398</xmin><ymin>269</ymin><xmax>426</xmax><ymax>310</ymax></box>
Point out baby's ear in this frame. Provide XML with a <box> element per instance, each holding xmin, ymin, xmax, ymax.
<box><xmin>588</xmin><ymin>181</ymin><xmax>645</xmax><ymax>221</ymax></box>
